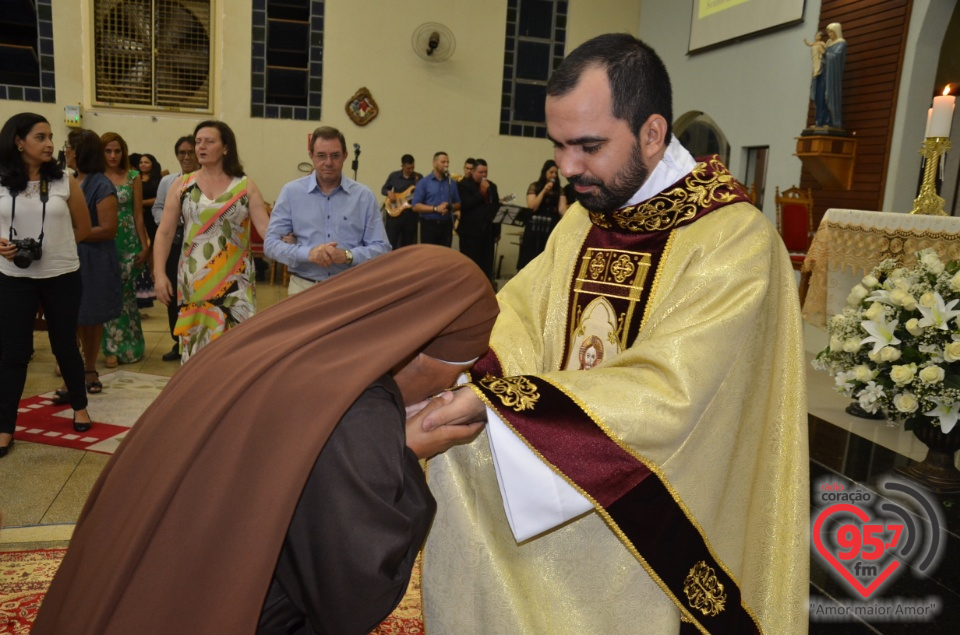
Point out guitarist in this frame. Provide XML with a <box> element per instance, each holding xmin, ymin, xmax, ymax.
<box><xmin>380</xmin><ymin>154</ymin><xmax>421</xmax><ymax>249</ymax></box>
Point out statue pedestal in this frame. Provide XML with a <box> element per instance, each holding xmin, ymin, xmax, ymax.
<box><xmin>795</xmin><ymin>134</ymin><xmax>857</xmax><ymax>190</ymax></box>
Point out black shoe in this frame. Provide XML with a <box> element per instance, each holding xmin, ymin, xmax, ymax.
<box><xmin>0</xmin><ymin>439</ymin><xmax>12</xmax><ymax>458</ymax></box>
<box><xmin>73</xmin><ymin>414</ymin><xmax>92</xmax><ymax>433</ymax></box>
<box><xmin>51</xmin><ymin>388</ymin><xmax>70</xmax><ymax>405</ymax></box>
<box><xmin>162</xmin><ymin>347</ymin><xmax>181</xmax><ymax>362</ymax></box>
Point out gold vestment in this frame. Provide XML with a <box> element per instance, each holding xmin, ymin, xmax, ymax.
<box><xmin>425</xmin><ymin>195</ymin><xmax>809</xmax><ymax>634</ymax></box>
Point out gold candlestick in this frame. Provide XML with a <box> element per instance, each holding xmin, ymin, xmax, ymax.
<box><xmin>911</xmin><ymin>137</ymin><xmax>952</xmax><ymax>215</ymax></box>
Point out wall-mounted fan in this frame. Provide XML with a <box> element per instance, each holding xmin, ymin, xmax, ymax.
<box><xmin>411</xmin><ymin>22</ymin><xmax>456</xmax><ymax>63</ymax></box>
<box><xmin>95</xmin><ymin>0</ymin><xmax>210</xmax><ymax>110</ymax></box>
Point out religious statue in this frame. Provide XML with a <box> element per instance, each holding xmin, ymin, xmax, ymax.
<box><xmin>810</xmin><ymin>23</ymin><xmax>847</xmax><ymax>129</ymax></box>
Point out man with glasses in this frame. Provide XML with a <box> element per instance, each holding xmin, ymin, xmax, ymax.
<box><xmin>152</xmin><ymin>135</ymin><xmax>197</xmax><ymax>361</ymax></box>
<box><xmin>265</xmin><ymin>126</ymin><xmax>389</xmax><ymax>295</ymax></box>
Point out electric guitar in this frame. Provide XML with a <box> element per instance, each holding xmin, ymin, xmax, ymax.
<box><xmin>384</xmin><ymin>184</ymin><xmax>416</xmax><ymax>217</ymax></box>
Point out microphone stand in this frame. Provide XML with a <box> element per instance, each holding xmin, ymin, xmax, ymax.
<box><xmin>352</xmin><ymin>145</ymin><xmax>361</xmax><ymax>180</ymax></box>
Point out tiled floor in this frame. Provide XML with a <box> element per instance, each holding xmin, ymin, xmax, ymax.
<box><xmin>0</xmin><ymin>280</ymin><xmax>287</xmax><ymax>551</ymax></box>
<box><xmin>2</xmin><ymin>301</ymin><xmax>959</xmax><ymax>631</ymax></box>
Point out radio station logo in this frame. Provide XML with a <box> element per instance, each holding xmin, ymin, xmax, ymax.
<box><xmin>810</xmin><ymin>476</ymin><xmax>944</xmax><ymax>622</ymax></box>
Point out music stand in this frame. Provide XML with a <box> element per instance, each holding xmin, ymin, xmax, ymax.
<box><xmin>494</xmin><ymin>204</ymin><xmax>528</xmax><ymax>227</ymax></box>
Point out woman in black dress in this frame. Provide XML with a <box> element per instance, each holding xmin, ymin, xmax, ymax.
<box><xmin>517</xmin><ymin>159</ymin><xmax>568</xmax><ymax>270</ymax></box>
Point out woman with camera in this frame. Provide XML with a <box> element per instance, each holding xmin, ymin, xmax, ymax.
<box><xmin>0</xmin><ymin>113</ymin><xmax>95</xmax><ymax>457</ymax></box>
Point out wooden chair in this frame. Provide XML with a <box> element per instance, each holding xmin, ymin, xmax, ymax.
<box><xmin>256</xmin><ymin>203</ymin><xmax>289</xmax><ymax>286</ymax></box>
<box><xmin>775</xmin><ymin>186</ymin><xmax>815</xmax><ymax>271</ymax></box>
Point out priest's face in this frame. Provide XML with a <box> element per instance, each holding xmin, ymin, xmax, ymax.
<box><xmin>546</xmin><ymin>65</ymin><xmax>650</xmax><ymax>212</ymax></box>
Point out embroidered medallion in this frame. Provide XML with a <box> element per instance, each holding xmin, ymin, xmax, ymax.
<box><xmin>479</xmin><ymin>374</ymin><xmax>540</xmax><ymax>412</ymax></box>
<box><xmin>564</xmin><ymin>248</ymin><xmax>650</xmax><ymax>369</ymax></box>
<box><xmin>683</xmin><ymin>560</ymin><xmax>727</xmax><ymax>617</ymax></box>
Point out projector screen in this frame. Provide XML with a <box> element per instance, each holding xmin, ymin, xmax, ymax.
<box><xmin>689</xmin><ymin>0</ymin><xmax>806</xmax><ymax>52</ymax></box>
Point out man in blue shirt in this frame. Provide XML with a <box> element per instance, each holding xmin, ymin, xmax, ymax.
<box><xmin>265</xmin><ymin>127</ymin><xmax>390</xmax><ymax>295</ymax></box>
<box><xmin>411</xmin><ymin>151</ymin><xmax>461</xmax><ymax>247</ymax></box>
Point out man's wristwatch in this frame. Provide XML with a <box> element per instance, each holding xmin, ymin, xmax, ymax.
<box><xmin>344</xmin><ymin>249</ymin><xmax>354</xmax><ymax>265</ymax></box>
<box><xmin>433</xmin><ymin>206</ymin><xmax>437</xmax><ymax>213</ymax></box>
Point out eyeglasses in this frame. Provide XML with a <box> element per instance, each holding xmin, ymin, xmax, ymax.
<box><xmin>312</xmin><ymin>152</ymin><xmax>344</xmax><ymax>163</ymax></box>
<box><xmin>177</xmin><ymin>150</ymin><xmax>195</xmax><ymax>157</ymax></box>
<box><xmin>63</xmin><ymin>143</ymin><xmax>72</xmax><ymax>151</ymax></box>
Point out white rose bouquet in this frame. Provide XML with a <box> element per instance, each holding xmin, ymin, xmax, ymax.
<box><xmin>813</xmin><ymin>249</ymin><xmax>960</xmax><ymax>433</ymax></box>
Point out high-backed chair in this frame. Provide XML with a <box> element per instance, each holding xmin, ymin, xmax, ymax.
<box><xmin>256</xmin><ymin>203</ymin><xmax>289</xmax><ymax>286</ymax></box>
<box><xmin>775</xmin><ymin>186</ymin><xmax>815</xmax><ymax>271</ymax></box>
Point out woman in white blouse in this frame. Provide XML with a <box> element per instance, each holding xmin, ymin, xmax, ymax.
<box><xmin>0</xmin><ymin>113</ymin><xmax>95</xmax><ymax>457</ymax></box>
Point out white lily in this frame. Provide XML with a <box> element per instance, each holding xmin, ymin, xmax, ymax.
<box><xmin>865</xmin><ymin>288</ymin><xmax>894</xmax><ymax>305</ymax></box>
<box><xmin>917</xmin><ymin>292</ymin><xmax>960</xmax><ymax>331</ymax></box>
<box><xmin>923</xmin><ymin>397</ymin><xmax>960</xmax><ymax>434</ymax></box>
<box><xmin>859</xmin><ymin>315</ymin><xmax>901</xmax><ymax>356</ymax></box>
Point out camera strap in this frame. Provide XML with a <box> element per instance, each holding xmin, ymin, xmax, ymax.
<box><xmin>8</xmin><ymin>178</ymin><xmax>48</xmax><ymax>245</ymax></box>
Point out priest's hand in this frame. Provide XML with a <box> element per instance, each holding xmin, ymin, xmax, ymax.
<box><xmin>405</xmin><ymin>392</ymin><xmax>485</xmax><ymax>460</ymax></box>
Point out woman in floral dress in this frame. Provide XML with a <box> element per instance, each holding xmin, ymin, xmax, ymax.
<box><xmin>153</xmin><ymin>120</ymin><xmax>269</xmax><ymax>363</ymax></box>
<box><xmin>100</xmin><ymin>132</ymin><xmax>149</xmax><ymax>367</ymax></box>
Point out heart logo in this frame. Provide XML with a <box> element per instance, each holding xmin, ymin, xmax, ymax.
<box><xmin>812</xmin><ymin>503</ymin><xmax>901</xmax><ymax>599</ymax></box>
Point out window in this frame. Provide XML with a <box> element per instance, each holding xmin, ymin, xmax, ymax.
<box><xmin>0</xmin><ymin>0</ymin><xmax>55</xmax><ymax>103</ymax></box>
<box><xmin>743</xmin><ymin>146</ymin><xmax>769</xmax><ymax>209</ymax></box>
<box><xmin>500</xmin><ymin>0</ymin><xmax>567</xmax><ymax>138</ymax></box>
<box><xmin>251</xmin><ymin>0</ymin><xmax>323</xmax><ymax>121</ymax></box>
<box><xmin>93</xmin><ymin>0</ymin><xmax>213</xmax><ymax>112</ymax></box>
<box><xmin>674</xmin><ymin>111</ymin><xmax>730</xmax><ymax>166</ymax></box>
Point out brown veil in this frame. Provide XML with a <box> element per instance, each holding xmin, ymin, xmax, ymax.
<box><xmin>33</xmin><ymin>245</ymin><xmax>498</xmax><ymax>635</ymax></box>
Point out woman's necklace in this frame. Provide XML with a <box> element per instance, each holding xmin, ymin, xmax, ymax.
<box><xmin>20</xmin><ymin>181</ymin><xmax>41</xmax><ymax>198</ymax></box>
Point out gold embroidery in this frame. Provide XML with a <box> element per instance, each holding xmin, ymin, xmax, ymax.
<box><xmin>684</xmin><ymin>561</ymin><xmax>727</xmax><ymax>617</ymax></box>
<box><xmin>588</xmin><ymin>251</ymin><xmax>607</xmax><ymax>280</ymax></box>
<box><xmin>569</xmin><ymin>249</ymin><xmax>651</xmax><ymax>355</ymax></box>
<box><xmin>589</xmin><ymin>158</ymin><xmax>742</xmax><ymax>233</ymax></box>
<box><xmin>479</xmin><ymin>374</ymin><xmax>540</xmax><ymax>412</ymax></box>
<box><xmin>609</xmin><ymin>254</ymin><xmax>636</xmax><ymax>283</ymax></box>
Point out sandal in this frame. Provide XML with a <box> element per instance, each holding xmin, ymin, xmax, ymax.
<box><xmin>51</xmin><ymin>388</ymin><xmax>70</xmax><ymax>405</ymax></box>
<box><xmin>85</xmin><ymin>370</ymin><xmax>103</xmax><ymax>394</ymax></box>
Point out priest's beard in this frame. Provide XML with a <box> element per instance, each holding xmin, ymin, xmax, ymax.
<box><xmin>568</xmin><ymin>142</ymin><xmax>648</xmax><ymax>213</ymax></box>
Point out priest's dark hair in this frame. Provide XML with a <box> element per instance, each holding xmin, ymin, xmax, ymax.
<box><xmin>547</xmin><ymin>33</ymin><xmax>673</xmax><ymax>140</ymax></box>
<box><xmin>0</xmin><ymin>112</ymin><xmax>64</xmax><ymax>194</ymax></box>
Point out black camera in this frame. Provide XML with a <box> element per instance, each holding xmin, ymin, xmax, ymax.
<box><xmin>11</xmin><ymin>237</ymin><xmax>42</xmax><ymax>269</ymax></box>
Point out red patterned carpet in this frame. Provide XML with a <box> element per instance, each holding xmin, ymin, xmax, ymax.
<box><xmin>0</xmin><ymin>549</ymin><xmax>65</xmax><ymax>634</ymax></box>
<box><xmin>0</xmin><ymin>548</ymin><xmax>423</xmax><ymax>633</ymax></box>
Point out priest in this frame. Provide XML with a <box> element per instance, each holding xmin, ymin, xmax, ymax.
<box><xmin>414</xmin><ymin>34</ymin><xmax>809</xmax><ymax>634</ymax></box>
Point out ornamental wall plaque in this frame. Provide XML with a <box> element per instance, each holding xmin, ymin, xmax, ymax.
<box><xmin>345</xmin><ymin>87</ymin><xmax>379</xmax><ymax>126</ymax></box>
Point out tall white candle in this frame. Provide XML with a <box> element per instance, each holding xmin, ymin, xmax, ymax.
<box><xmin>929</xmin><ymin>88</ymin><xmax>955</xmax><ymax>138</ymax></box>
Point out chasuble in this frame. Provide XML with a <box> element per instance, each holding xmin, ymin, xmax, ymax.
<box><xmin>424</xmin><ymin>159</ymin><xmax>809</xmax><ymax>634</ymax></box>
